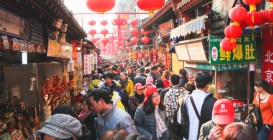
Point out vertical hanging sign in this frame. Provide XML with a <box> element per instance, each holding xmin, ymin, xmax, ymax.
<box><xmin>262</xmin><ymin>29</ymin><xmax>273</xmax><ymax>85</ymax></box>
<box><xmin>83</xmin><ymin>54</ymin><xmax>92</xmax><ymax>74</ymax></box>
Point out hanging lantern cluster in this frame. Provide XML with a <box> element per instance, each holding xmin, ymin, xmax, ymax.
<box><xmin>141</xmin><ymin>29</ymin><xmax>150</xmax><ymax>45</ymax></box>
<box><xmin>221</xmin><ymin>0</ymin><xmax>265</xmax><ymax>52</ymax></box>
<box><xmin>130</xmin><ymin>19</ymin><xmax>139</xmax><ymax>46</ymax></box>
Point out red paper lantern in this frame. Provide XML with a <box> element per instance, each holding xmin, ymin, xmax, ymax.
<box><xmin>100</xmin><ymin>20</ymin><xmax>108</xmax><ymax>26</ymax></box>
<box><xmin>101</xmin><ymin>29</ymin><xmax>109</xmax><ymax>37</ymax></box>
<box><xmin>141</xmin><ymin>29</ymin><xmax>149</xmax><ymax>36</ymax></box>
<box><xmin>245</xmin><ymin>11</ymin><xmax>263</xmax><ymax>28</ymax></box>
<box><xmin>239</xmin><ymin>19</ymin><xmax>248</xmax><ymax>29</ymax></box>
<box><xmin>101</xmin><ymin>38</ymin><xmax>109</xmax><ymax>45</ymax></box>
<box><xmin>90</xmin><ymin>38</ymin><xmax>98</xmax><ymax>43</ymax></box>
<box><xmin>224</xmin><ymin>24</ymin><xmax>242</xmax><ymax>42</ymax></box>
<box><xmin>141</xmin><ymin>37</ymin><xmax>150</xmax><ymax>44</ymax></box>
<box><xmin>88</xmin><ymin>29</ymin><xmax>97</xmax><ymax>37</ymax></box>
<box><xmin>120</xmin><ymin>47</ymin><xmax>124</xmax><ymax>51</ymax></box>
<box><xmin>88</xmin><ymin>20</ymin><xmax>96</xmax><ymax>26</ymax></box>
<box><xmin>229</xmin><ymin>5</ymin><xmax>247</xmax><ymax>23</ymax></box>
<box><xmin>126</xmin><ymin>46</ymin><xmax>131</xmax><ymax>51</ymax></box>
<box><xmin>136</xmin><ymin>0</ymin><xmax>165</xmax><ymax>15</ymax></box>
<box><xmin>220</xmin><ymin>38</ymin><xmax>237</xmax><ymax>51</ymax></box>
<box><xmin>263</xmin><ymin>10</ymin><xmax>271</xmax><ymax>23</ymax></box>
<box><xmin>130</xmin><ymin>19</ymin><xmax>138</xmax><ymax>27</ymax></box>
<box><xmin>130</xmin><ymin>28</ymin><xmax>139</xmax><ymax>36</ymax></box>
<box><xmin>86</xmin><ymin>0</ymin><xmax>115</xmax><ymax>14</ymax></box>
<box><xmin>130</xmin><ymin>37</ymin><xmax>139</xmax><ymax>45</ymax></box>
<box><xmin>242</xmin><ymin>0</ymin><xmax>262</xmax><ymax>12</ymax></box>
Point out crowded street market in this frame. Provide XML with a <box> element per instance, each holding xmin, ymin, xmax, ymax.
<box><xmin>0</xmin><ymin>0</ymin><xmax>273</xmax><ymax>140</ymax></box>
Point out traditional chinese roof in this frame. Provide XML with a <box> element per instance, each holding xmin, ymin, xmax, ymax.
<box><xmin>1</xmin><ymin>0</ymin><xmax>86</xmax><ymax>39</ymax></box>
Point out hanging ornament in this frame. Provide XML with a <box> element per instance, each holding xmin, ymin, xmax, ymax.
<box><xmin>130</xmin><ymin>37</ymin><xmax>139</xmax><ymax>45</ymax></box>
<box><xmin>136</xmin><ymin>0</ymin><xmax>165</xmax><ymax>16</ymax></box>
<box><xmin>141</xmin><ymin>37</ymin><xmax>150</xmax><ymax>45</ymax></box>
<box><xmin>245</xmin><ymin>11</ymin><xmax>263</xmax><ymax>29</ymax></box>
<box><xmin>130</xmin><ymin>19</ymin><xmax>138</xmax><ymax>27</ymax></box>
<box><xmin>101</xmin><ymin>29</ymin><xmax>109</xmax><ymax>37</ymax></box>
<box><xmin>229</xmin><ymin>5</ymin><xmax>247</xmax><ymax>26</ymax></box>
<box><xmin>220</xmin><ymin>38</ymin><xmax>237</xmax><ymax>51</ymax></box>
<box><xmin>101</xmin><ymin>38</ymin><xmax>109</xmax><ymax>46</ymax></box>
<box><xmin>86</xmin><ymin>0</ymin><xmax>115</xmax><ymax>14</ymax></box>
<box><xmin>88</xmin><ymin>29</ymin><xmax>97</xmax><ymax>37</ymax></box>
<box><xmin>130</xmin><ymin>28</ymin><xmax>139</xmax><ymax>37</ymax></box>
<box><xmin>88</xmin><ymin>20</ymin><xmax>96</xmax><ymax>26</ymax></box>
<box><xmin>100</xmin><ymin>20</ymin><xmax>108</xmax><ymax>26</ymax></box>
<box><xmin>224</xmin><ymin>24</ymin><xmax>242</xmax><ymax>43</ymax></box>
<box><xmin>242</xmin><ymin>0</ymin><xmax>262</xmax><ymax>12</ymax></box>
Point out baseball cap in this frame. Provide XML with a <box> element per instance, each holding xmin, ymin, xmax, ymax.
<box><xmin>143</xmin><ymin>85</ymin><xmax>158</xmax><ymax>103</ymax></box>
<box><xmin>37</xmin><ymin>114</ymin><xmax>82</xmax><ymax>139</ymax></box>
<box><xmin>146</xmin><ymin>76</ymin><xmax>153</xmax><ymax>85</ymax></box>
<box><xmin>213</xmin><ymin>99</ymin><xmax>235</xmax><ymax>125</ymax></box>
<box><xmin>135</xmin><ymin>83</ymin><xmax>143</xmax><ymax>90</ymax></box>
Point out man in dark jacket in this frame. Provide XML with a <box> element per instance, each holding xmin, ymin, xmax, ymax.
<box><xmin>148</xmin><ymin>65</ymin><xmax>159</xmax><ymax>84</ymax></box>
<box><xmin>134</xmin><ymin>67</ymin><xmax>147</xmax><ymax>86</ymax></box>
<box><xmin>179</xmin><ymin>69</ymin><xmax>188</xmax><ymax>88</ymax></box>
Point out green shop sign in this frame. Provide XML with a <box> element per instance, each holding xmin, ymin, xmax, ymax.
<box><xmin>209</xmin><ymin>36</ymin><xmax>256</xmax><ymax>65</ymax></box>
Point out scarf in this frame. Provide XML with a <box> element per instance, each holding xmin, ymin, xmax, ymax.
<box><xmin>155</xmin><ymin>108</ymin><xmax>167</xmax><ymax>138</ymax></box>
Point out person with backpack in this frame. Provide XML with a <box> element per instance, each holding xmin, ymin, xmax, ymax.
<box><xmin>119</xmin><ymin>72</ymin><xmax>134</xmax><ymax>110</ymax></box>
<box><xmin>163</xmin><ymin>74</ymin><xmax>189</xmax><ymax>140</ymax></box>
<box><xmin>183</xmin><ymin>71</ymin><xmax>216</xmax><ymax>140</ymax></box>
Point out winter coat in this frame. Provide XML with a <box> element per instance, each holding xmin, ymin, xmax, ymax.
<box><xmin>119</xmin><ymin>78</ymin><xmax>135</xmax><ymax>96</ymax></box>
<box><xmin>89</xmin><ymin>79</ymin><xmax>101</xmax><ymax>89</ymax></box>
<box><xmin>81</xmin><ymin>112</ymin><xmax>97</xmax><ymax>140</ymax></box>
<box><xmin>134</xmin><ymin>73</ymin><xmax>147</xmax><ymax>86</ymax></box>
<box><xmin>134</xmin><ymin>106</ymin><xmax>169</xmax><ymax>140</ymax></box>
<box><xmin>96</xmin><ymin>105</ymin><xmax>137</xmax><ymax>139</ymax></box>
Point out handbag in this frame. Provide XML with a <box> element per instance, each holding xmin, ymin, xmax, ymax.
<box><xmin>245</xmin><ymin>94</ymin><xmax>263</xmax><ymax>131</ymax></box>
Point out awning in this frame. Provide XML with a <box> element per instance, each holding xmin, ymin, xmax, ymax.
<box><xmin>170</xmin><ymin>15</ymin><xmax>207</xmax><ymax>39</ymax></box>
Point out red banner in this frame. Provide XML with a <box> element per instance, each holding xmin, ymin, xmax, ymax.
<box><xmin>262</xmin><ymin>29</ymin><xmax>273</xmax><ymax>85</ymax></box>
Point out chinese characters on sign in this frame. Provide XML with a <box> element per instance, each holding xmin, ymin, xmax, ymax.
<box><xmin>83</xmin><ymin>54</ymin><xmax>92</xmax><ymax>74</ymax></box>
<box><xmin>158</xmin><ymin>19</ymin><xmax>174</xmax><ymax>37</ymax></box>
<box><xmin>209</xmin><ymin>36</ymin><xmax>256</xmax><ymax>65</ymax></box>
<box><xmin>262</xmin><ymin>29</ymin><xmax>273</xmax><ymax>85</ymax></box>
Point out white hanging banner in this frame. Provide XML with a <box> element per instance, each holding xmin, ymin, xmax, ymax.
<box><xmin>83</xmin><ymin>54</ymin><xmax>92</xmax><ymax>74</ymax></box>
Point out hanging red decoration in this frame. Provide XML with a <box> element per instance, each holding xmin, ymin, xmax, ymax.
<box><xmin>141</xmin><ymin>29</ymin><xmax>149</xmax><ymax>36</ymax></box>
<box><xmin>130</xmin><ymin>19</ymin><xmax>138</xmax><ymax>27</ymax></box>
<box><xmin>229</xmin><ymin>5</ymin><xmax>247</xmax><ymax>25</ymax></box>
<box><xmin>130</xmin><ymin>28</ymin><xmax>139</xmax><ymax>36</ymax></box>
<box><xmin>100</xmin><ymin>20</ymin><xmax>108</xmax><ymax>26</ymax></box>
<box><xmin>137</xmin><ymin>0</ymin><xmax>165</xmax><ymax>15</ymax></box>
<box><xmin>239</xmin><ymin>19</ymin><xmax>248</xmax><ymax>29</ymax></box>
<box><xmin>86</xmin><ymin>0</ymin><xmax>115</xmax><ymax>14</ymax></box>
<box><xmin>126</xmin><ymin>46</ymin><xmax>131</xmax><ymax>51</ymax></box>
<box><xmin>220</xmin><ymin>38</ymin><xmax>237</xmax><ymax>51</ymax></box>
<box><xmin>88</xmin><ymin>29</ymin><xmax>97</xmax><ymax>37</ymax></box>
<box><xmin>120</xmin><ymin>47</ymin><xmax>124</xmax><ymax>52</ymax></box>
<box><xmin>141</xmin><ymin>37</ymin><xmax>150</xmax><ymax>45</ymax></box>
<box><xmin>130</xmin><ymin>37</ymin><xmax>139</xmax><ymax>45</ymax></box>
<box><xmin>224</xmin><ymin>24</ymin><xmax>242</xmax><ymax>42</ymax></box>
<box><xmin>90</xmin><ymin>38</ymin><xmax>98</xmax><ymax>43</ymax></box>
<box><xmin>262</xmin><ymin>10</ymin><xmax>271</xmax><ymax>23</ymax></box>
<box><xmin>242</xmin><ymin>0</ymin><xmax>262</xmax><ymax>12</ymax></box>
<box><xmin>245</xmin><ymin>11</ymin><xmax>263</xmax><ymax>28</ymax></box>
<box><xmin>112</xmin><ymin>18</ymin><xmax>127</xmax><ymax>26</ymax></box>
<box><xmin>88</xmin><ymin>20</ymin><xmax>96</xmax><ymax>26</ymax></box>
<box><xmin>101</xmin><ymin>38</ymin><xmax>109</xmax><ymax>46</ymax></box>
<box><xmin>101</xmin><ymin>29</ymin><xmax>109</xmax><ymax>37</ymax></box>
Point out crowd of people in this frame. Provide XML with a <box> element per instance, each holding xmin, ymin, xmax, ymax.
<box><xmin>36</xmin><ymin>61</ymin><xmax>273</xmax><ymax>140</ymax></box>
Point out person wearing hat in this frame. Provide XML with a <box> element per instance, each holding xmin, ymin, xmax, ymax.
<box><xmin>134</xmin><ymin>85</ymin><xmax>169</xmax><ymax>140</ymax></box>
<box><xmin>37</xmin><ymin>114</ymin><xmax>82</xmax><ymax>140</ymax></box>
<box><xmin>145</xmin><ymin>76</ymin><xmax>154</xmax><ymax>86</ymax></box>
<box><xmin>128</xmin><ymin>83</ymin><xmax>147</xmax><ymax>118</ymax></box>
<box><xmin>134</xmin><ymin>68</ymin><xmax>147</xmax><ymax>86</ymax></box>
<box><xmin>88</xmin><ymin>88</ymin><xmax>137</xmax><ymax>139</ymax></box>
<box><xmin>198</xmin><ymin>99</ymin><xmax>236</xmax><ymax>140</ymax></box>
